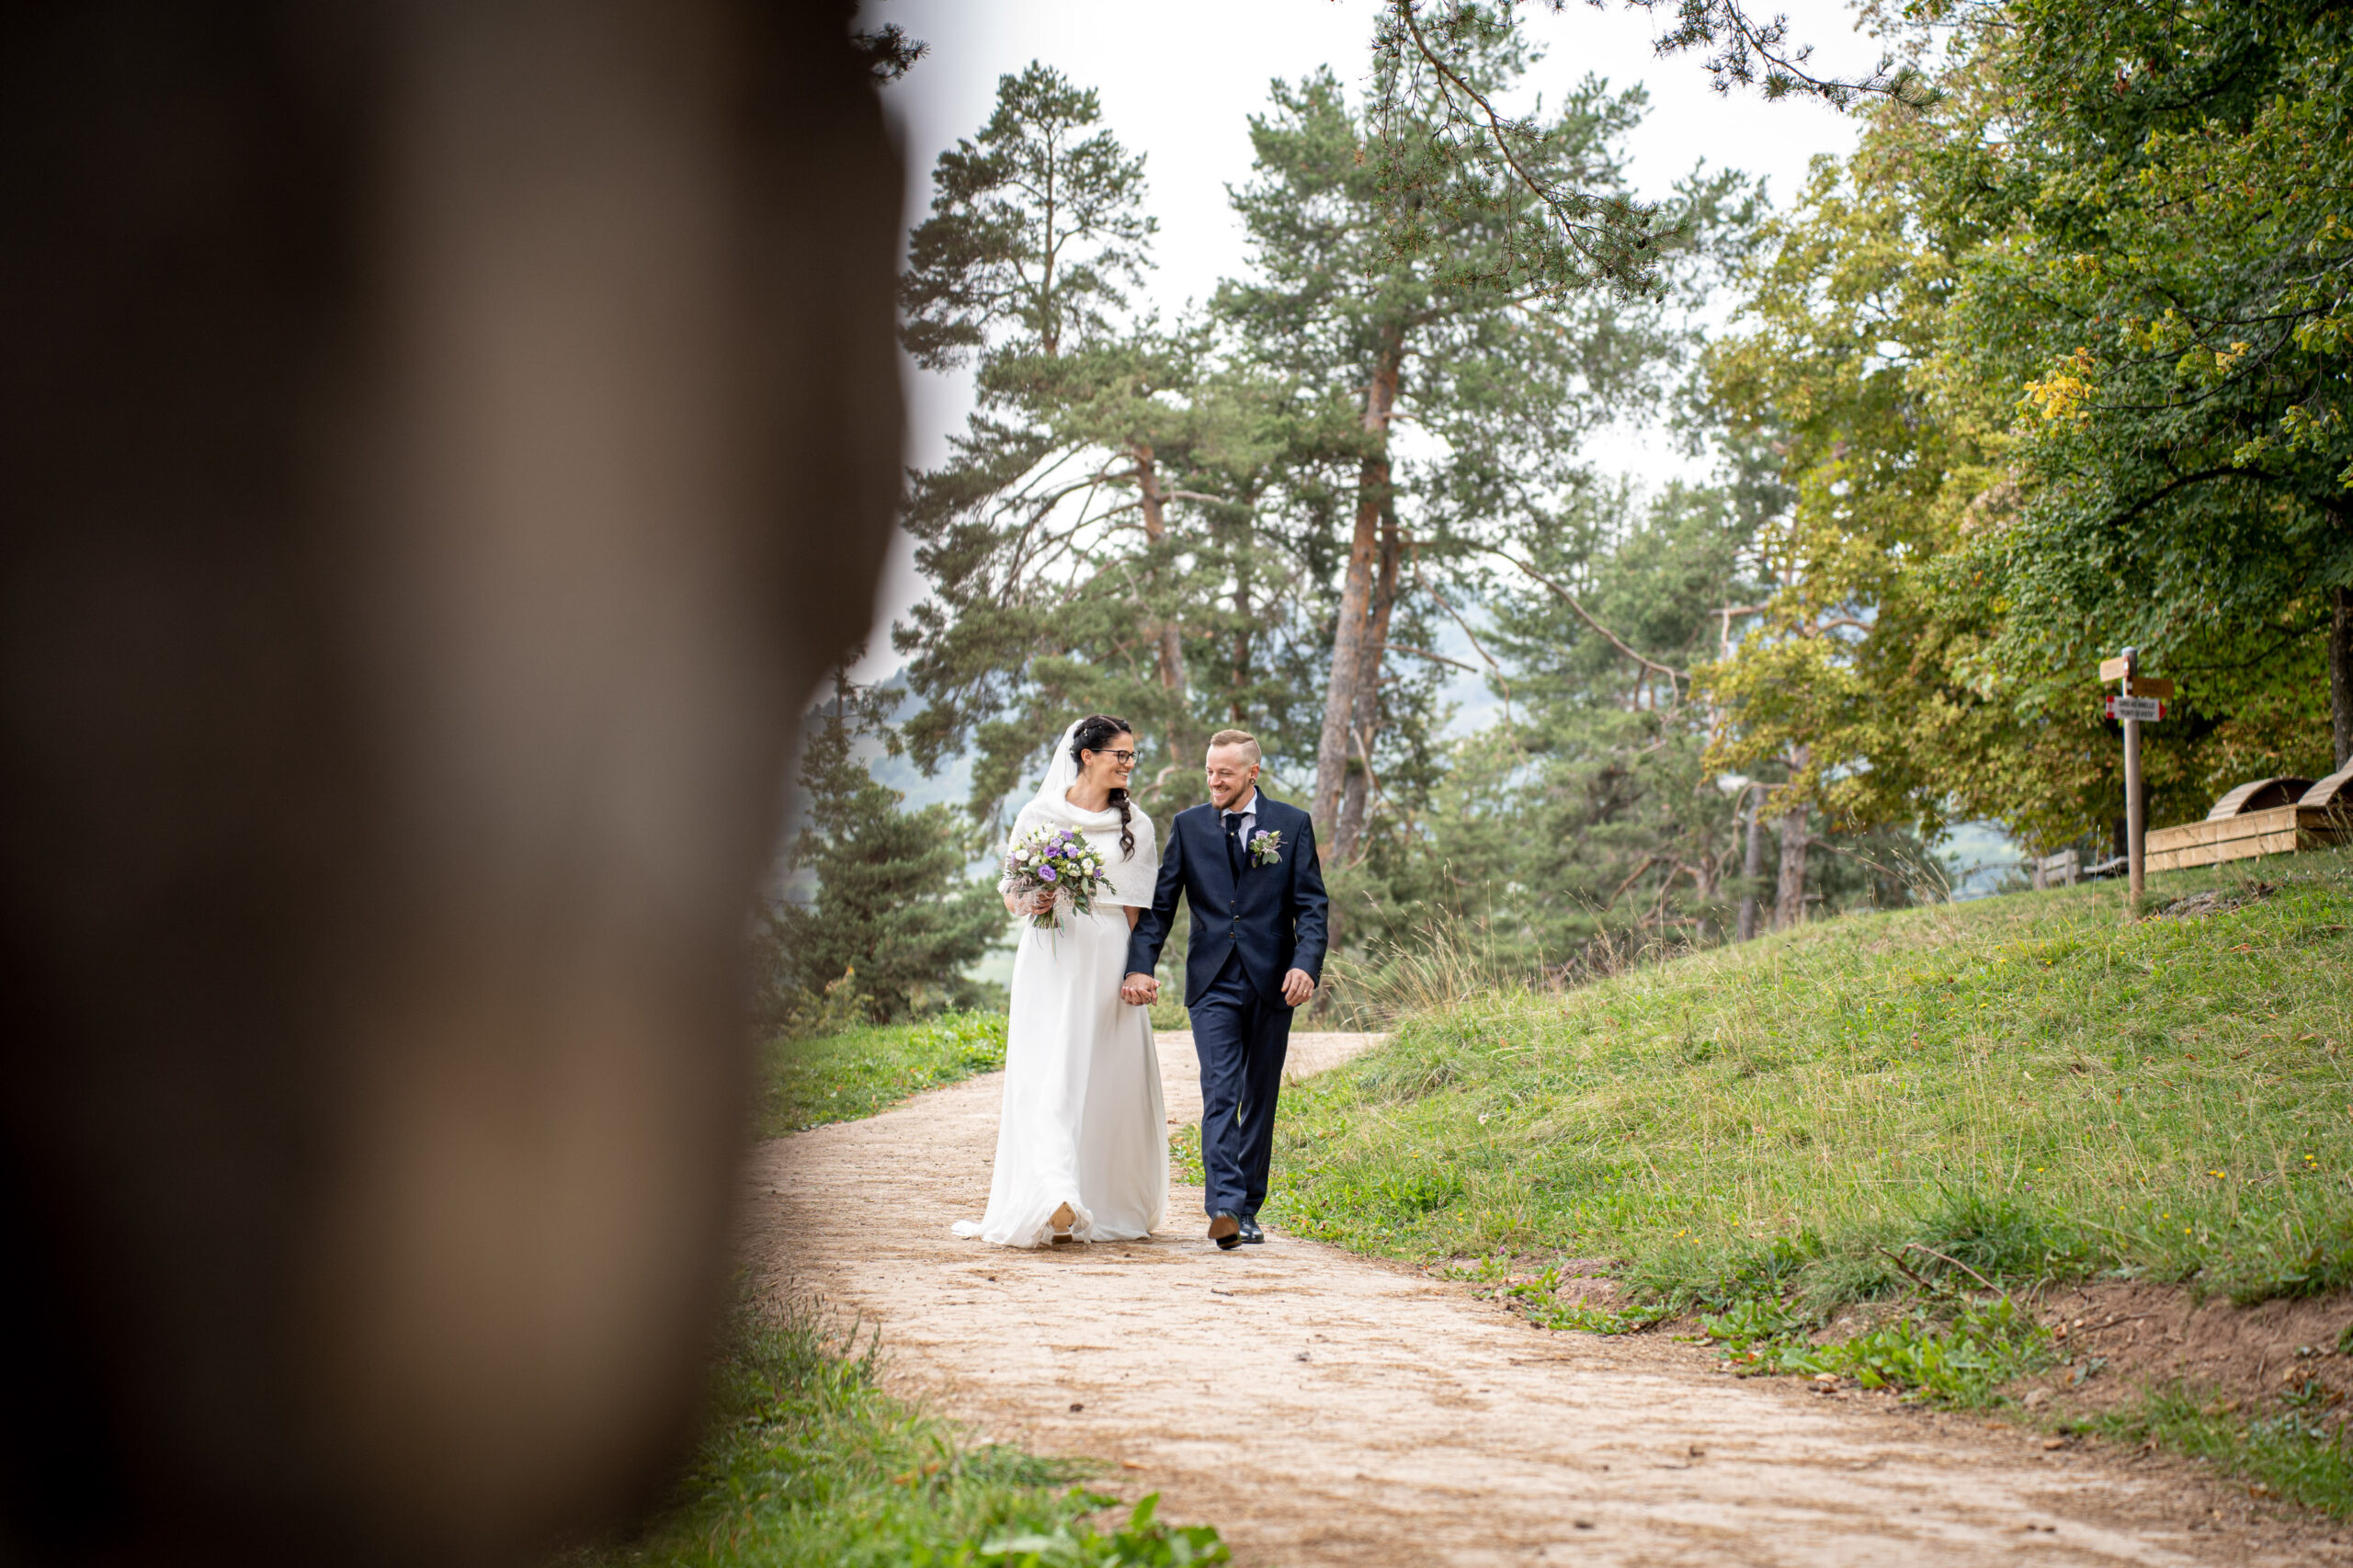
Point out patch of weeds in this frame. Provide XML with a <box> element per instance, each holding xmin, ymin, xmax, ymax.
<box><xmin>573</xmin><ymin>1301</ymin><xmax>1228</xmax><ymax>1567</ymax></box>
<box><xmin>2153</xmin><ymin>882</ymin><xmax>2279</xmax><ymax>923</ymax></box>
<box><xmin>1168</xmin><ymin>1124</ymin><xmax>1204</xmax><ymax>1187</ymax></box>
<box><xmin>1489</xmin><ymin>1266</ymin><xmax>1670</xmax><ymax>1335</ymax></box>
<box><xmin>971</xmin><ymin>1493</ymin><xmax>1231</xmax><ymax>1568</ymax></box>
<box><xmin>1370</xmin><ymin>1165</ymin><xmax>1462</xmax><ymax>1218</ymax></box>
<box><xmin>1904</xmin><ymin>1192</ymin><xmax>2093</xmax><ymax>1286</ymax></box>
<box><xmin>1702</xmin><ymin>1294</ymin><xmax>2052</xmax><ymax>1405</ymax></box>
<box><xmin>1709</xmin><ymin>1233</ymin><xmax>1831</xmax><ymax>1309</ymax></box>
<box><xmin>1819</xmin><ymin>1299</ymin><xmax>2052</xmax><ymax>1403</ymax></box>
<box><xmin>1622</xmin><ymin>1233</ymin><xmax>1825</xmax><ymax>1316</ymax></box>
<box><xmin>2231</xmin><ymin>1214</ymin><xmax>2353</xmax><ymax>1306</ymax></box>
<box><xmin>1436</xmin><ymin>1256</ymin><xmax>1669</xmax><ymax>1335</ymax></box>
<box><xmin>1695</xmin><ymin>1293</ymin><xmax>1817</xmax><ymax>1362</ymax></box>
<box><xmin>2085</xmin><ymin>1382</ymin><xmax>2353</xmax><ymax>1517</ymax></box>
<box><xmin>1518</xmin><ymin>1298</ymin><xmax>1669</xmax><ymax>1335</ymax></box>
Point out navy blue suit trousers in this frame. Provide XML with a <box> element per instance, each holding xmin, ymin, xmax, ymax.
<box><xmin>1188</xmin><ymin>949</ymin><xmax>1290</xmax><ymax>1218</ymax></box>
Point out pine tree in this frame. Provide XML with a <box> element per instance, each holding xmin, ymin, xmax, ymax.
<box><xmin>760</xmin><ymin>667</ymin><xmax>1003</xmax><ymax>1028</ymax></box>
<box><xmin>893</xmin><ymin>62</ymin><xmax>1309</xmax><ymax>821</ymax></box>
<box><xmin>1219</xmin><ymin>51</ymin><xmax>1729</xmax><ymax>864</ymax></box>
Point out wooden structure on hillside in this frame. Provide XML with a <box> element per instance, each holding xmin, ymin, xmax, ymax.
<box><xmin>2145</xmin><ymin>767</ymin><xmax>2353</xmax><ymax>870</ymax></box>
<box><xmin>2203</xmin><ymin>776</ymin><xmax>2314</xmax><ymax>818</ymax></box>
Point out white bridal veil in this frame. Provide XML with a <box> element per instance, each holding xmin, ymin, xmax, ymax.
<box><xmin>1016</xmin><ymin>719</ymin><xmax>1156</xmax><ymax>907</ymax></box>
<box><xmin>1025</xmin><ymin>719</ymin><xmax>1087</xmax><ymax>820</ymax></box>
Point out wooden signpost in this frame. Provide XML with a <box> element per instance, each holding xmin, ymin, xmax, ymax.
<box><xmin>2099</xmin><ymin>649</ymin><xmax>2172</xmax><ymax>899</ymax></box>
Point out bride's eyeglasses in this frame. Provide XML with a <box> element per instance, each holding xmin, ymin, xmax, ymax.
<box><xmin>1093</xmin><ymin>749</ymin><xmax>1138</xmax><ymax>764</ymax></box>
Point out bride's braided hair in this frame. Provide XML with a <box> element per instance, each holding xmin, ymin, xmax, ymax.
<box><xmin>1070</xmin><ymin>714</ymin><xmax>1136</xmax><ymax>858</ymax></box>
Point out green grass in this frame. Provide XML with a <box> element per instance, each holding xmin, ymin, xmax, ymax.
<box><xmin>1272</xmin><ymin>856</ymin><xmax>2353</xmax><ymax>1310</ymax></box>
<box><xmin>2082</xmin><ymin>1381</ymin><xmax>2353</xmax><ymax>1515</ymax></box>
<box><xmin>571</xmin><ymin>1304</ymin><xmax>1226</xmax><ymax>1568</ymax></box>
<box><xmin>761</xmin><ymin>1012</ymin><xmax>1009</xmax><ymax>1137</ymax></box>
<box><xmin>1702</xmin><ymin>1291</ymin><xmax>2053</xmax><ymax>1403</ymax></box>
<box><xmin>1168</xmin><ymin>1123</ymin><xmax>1205</xmax><ymax>1187</ymax></box>
<box><xmin>1269</xmin><ymin>856</ymin><xmax>2353</xmax><ymax>1497</ymax></box>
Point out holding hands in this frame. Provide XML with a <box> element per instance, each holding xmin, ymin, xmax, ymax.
<box><xmin>1122</xmin><ymin>969</ymin><xmax>1315</xmax><ymax>1008</ymax></box>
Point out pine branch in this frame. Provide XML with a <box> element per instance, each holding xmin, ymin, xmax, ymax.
<box><xmin>1482</xmin><ymin>544</ymin><xmax>1689</xmax><ymax>693</ymax></box>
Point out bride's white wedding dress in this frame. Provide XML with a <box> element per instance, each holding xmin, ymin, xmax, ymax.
<box><xmin>953</xmin><ymin>731</ymin><xmax>1167</xmax><ymax>1248</ymax></box>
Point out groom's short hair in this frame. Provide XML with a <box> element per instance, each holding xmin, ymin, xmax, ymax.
<box><xmin>1208</xmin><ymin>729</ymin><xmax>1260</xmax><ymax>764</ymax></box>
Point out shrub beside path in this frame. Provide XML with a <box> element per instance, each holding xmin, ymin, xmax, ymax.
<box><xmin>747</xmin><ymin>1031</ymin><xmax>2338</xmax><ymax>1565</ymax></box>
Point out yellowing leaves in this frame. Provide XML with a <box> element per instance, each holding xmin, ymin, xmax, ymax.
<box><xmin>2018</xmin><ymin>348</ymin><xmax>2099</xmax><ymax>424</ymax></box>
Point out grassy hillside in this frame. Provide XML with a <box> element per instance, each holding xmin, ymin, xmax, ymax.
<box><xmin>1278</xmin><ymin>858</ymin><xmax>2353</xmax><ymax>1301</ymax></box>
<box><xmin>1271</xmin><ymin>855</ymin><xmax>2353</xmax><ymax>1507</ymax></box>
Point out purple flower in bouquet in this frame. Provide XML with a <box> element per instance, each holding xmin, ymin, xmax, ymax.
<box><xmin>1002</xmin><ymin>821</ymin><xmax>1110</xmax><ymax>929</ymax></box>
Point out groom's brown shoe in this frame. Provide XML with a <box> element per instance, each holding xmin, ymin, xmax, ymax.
<box><xmin>1208</xmin><ymin>1210</ymin><xmax>1242</xmax><ymax>1250</ymax></box>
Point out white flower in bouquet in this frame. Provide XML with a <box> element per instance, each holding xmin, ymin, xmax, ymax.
<box><xmin>1003</xmin><ymin>824</ymin><xmax>1113</xmax><ymax>929</ymax></box>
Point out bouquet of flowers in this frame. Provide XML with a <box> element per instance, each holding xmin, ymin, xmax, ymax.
<box><xmin>1004</xmin><ymin>823</ymin><xmax>1111</xmax><ymax>929</ymax></box>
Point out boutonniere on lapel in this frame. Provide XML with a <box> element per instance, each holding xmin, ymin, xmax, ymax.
<box><xmin>1248</xmin><ymin>828</ymin><xmax>1283</xmax><ymax>868</ymax></box>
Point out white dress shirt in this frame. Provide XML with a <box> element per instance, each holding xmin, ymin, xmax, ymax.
<box><xmin>1220</xmin><ymin>788</ymin><xmax>1258</xmax><ymax>855</ymax></box>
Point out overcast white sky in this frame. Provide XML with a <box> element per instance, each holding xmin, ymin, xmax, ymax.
<box><xmin>850</xmin><ymin>0</ymin><xmax>1879</xmax><ymax>676</ymax></box>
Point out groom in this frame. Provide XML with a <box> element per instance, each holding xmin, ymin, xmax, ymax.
<box><xmin>1122</xmin><ymin>730</ymin><xmax>1329</xmax><ymax>1250</ymax></box>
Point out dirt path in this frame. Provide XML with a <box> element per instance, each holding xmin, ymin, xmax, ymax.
<box><xmin>747</xmin><ymin>1032</ymin><xmax>2343</xmax><ymax>1566</ymax></box>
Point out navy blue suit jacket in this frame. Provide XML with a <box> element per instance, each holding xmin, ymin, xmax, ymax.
<box><xmin>1125</xmin><ymin>792</ymin><xmax>1329</xmax><ymax>1008</ymax></box>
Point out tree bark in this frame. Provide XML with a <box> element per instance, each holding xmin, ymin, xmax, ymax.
<box><xmin>1773</xmin><ymin>746</ymin><xmax>1812</xmax><ymax>930</ymax></box>
<box><xmin>2332</xmin><ymin>585</ymin><xmax>2353</xmax><ymax>770</ymax></box>
<box><xmin>1230</xmin><ymin>516</ymin><xmax>1253</xmax><ymax>724</ymax></box>
<box><xmin>1737</xmin><ymin>785</ymin><xmax>1766</xmax><ymax>942</ymax></box>
<box><xmin>1333</xmin><ymin>500</ymin><xmax>1402</xmax><ymax>864</ymax></box>
<box><xmin>1313</xmin><ymin>335</ymin><xmax>1402</xmax><ymax>839</ymax></box>
<box><xmin>1132</xmin><ymin>441</ymin><xmax>1188</xmax><ymax>764</ymax></box>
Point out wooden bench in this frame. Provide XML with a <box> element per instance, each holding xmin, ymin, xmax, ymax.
<box><xmin>2146</xmin><ymin>802</ymin><xmax>2353</xmax><ymax>870</ymax></box>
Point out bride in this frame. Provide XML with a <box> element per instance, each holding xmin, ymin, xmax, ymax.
<box><xmin>954</xmin><ymin>715</ymin><xmax>1167</xmax><ymax>1247</ymax></box>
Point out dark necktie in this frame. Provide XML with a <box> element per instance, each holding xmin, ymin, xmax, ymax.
<box><xmin>1223</xmin><ymin>811</ymin><xmax>1243</xmax><ymax>878</ymax></box>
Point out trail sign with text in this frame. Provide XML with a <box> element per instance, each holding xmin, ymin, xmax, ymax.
<box><xmin>2100</xmin><ymin>649</ymin><xmax>2166</xmax><ymax>900</ymax></box>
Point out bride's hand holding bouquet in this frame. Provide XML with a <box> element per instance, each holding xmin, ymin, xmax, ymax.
<box><xmin>1002</xmin><ymin>824</ymin><xmax>1111</xmax><ymax>929</ymax></box>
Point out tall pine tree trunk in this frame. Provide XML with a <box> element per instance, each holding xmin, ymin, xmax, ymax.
<box><xmin>1313</xmin><ymin>336</ymin><xmax>1402</xmax><ymax>840</ymax></box>
<box><xmin>1773</xmin><ymin>746</ymin><xmax>1812</xmax><ymax>930</ymax></box>
<box><xmin>1133</xmin><ymin>441</ymin><xmax>1188</xmax><ymax>765</ymax></box>
<box><xmin>2331</xmin><ymin>585</ymin><xmax>2353</xmax><ymax>770</ymax></box>
<box><xmin>1230</xmin><ymin>515</ymin><xmax>1253</xmax><ymax>724</ymax></box>
<box><xmin>1736</xmin><ymin>786</ymin><xmax>1766</xmax><ymax>942</ymax></box>
<box><xmin>1334</xmin><ymin>502</ymin><xmax>1402</xmax><ymax>863</ymax></box>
